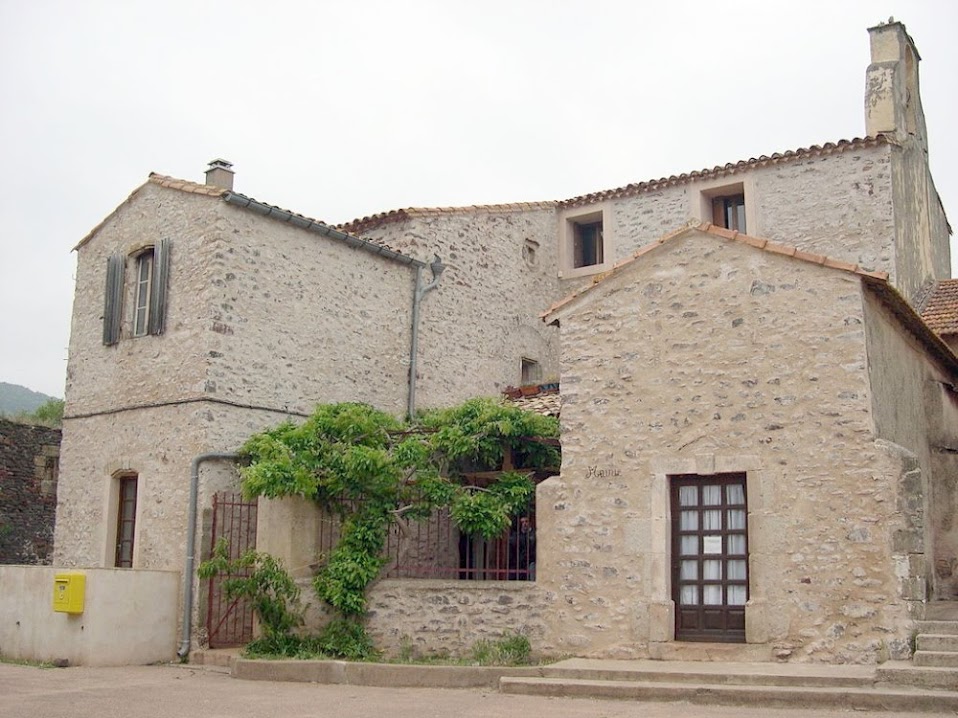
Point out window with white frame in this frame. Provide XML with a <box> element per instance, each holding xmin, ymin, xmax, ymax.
<box><xmin>133</xmin><ymin>249</ymin><xmax>154</xmax><ymax>337</ymax></box>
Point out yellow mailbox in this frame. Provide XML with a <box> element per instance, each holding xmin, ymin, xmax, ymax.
<box><xmin>52</xmin><ymin>572</ymin><xmax>86</xmax><ymax>614</ymax></box>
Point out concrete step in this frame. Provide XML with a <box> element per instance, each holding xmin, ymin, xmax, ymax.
<box><xmin>917</xmin><ymin>620</ymin><xmax>958</xmax><ymax>636</ymax></box>
<box><xmin>917</xmin><ymin>633</ymin><xmax>958</xmax><ymax>652</ymax></box>
<box><xmin>877</xmin><ymin>661</ymin><xmax>958</xmax><ymax>691</ymax></box>
<box><xmin>915</xmin><ymin>651</ymin><xmax>958</xmax><ymax>668</ymax></box>
<box><xmin>499</xmin><ymin>676</ymin><xmax>958</xmax><ymax>713</ymax></box>
<box><xmin>190</xmin><ymin>648</ymin><xmax>242</xmax><ymax>669</ymax></box>
<box><xmin>538</xmin><ymin>658</ymin><xmax>873</xmax><ymax>688</ymax></box>
<box><xmin>923</xmin><ymin>602</ymin><xmax>958</xmax><ymax>621</ymax></box>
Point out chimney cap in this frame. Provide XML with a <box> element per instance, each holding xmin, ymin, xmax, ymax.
<box><xmin>207</xmin><ymin>158</ymin><xmax>234</xmax><ymax>170</ymax></box>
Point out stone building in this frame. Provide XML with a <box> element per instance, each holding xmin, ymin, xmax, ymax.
<box><xmin>54</xmin><ymin>20</ymin><xmax>955</xmax><ymax>662</ymax></box>
<box><xmin>0</xmin><ymin>419</ymin><xmax>60</xmax><ymax>565</ymax></box>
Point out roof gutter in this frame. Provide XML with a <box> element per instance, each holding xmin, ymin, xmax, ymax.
<box><xmin>223</xmin><ymin>193</ymin><xmax>425</xmax><ymax>269</ymax></box>
<box><xmin>178</xmin><ymin>452</ymin><xmax>240</xmax><ymax>660</ymax></box>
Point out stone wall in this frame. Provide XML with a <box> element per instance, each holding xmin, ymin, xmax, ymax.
<box><xmin>863</xmin><ymin>287</ymin><xmax>958</xmax><ymax>601</ymax></box>
<box><xmin>542</xmin><ymin>230</ymin><xmax>915</xmax><ymax>663</ymax></box>
<box><xmin>0</xmin><ymin>419</ymin><xmax>60</xmax><ymax>564</ymax></box>
<box><xmin>353</xmin><ymin>206</ymin><xmax>562</xmax><ymax>407</ymax></box>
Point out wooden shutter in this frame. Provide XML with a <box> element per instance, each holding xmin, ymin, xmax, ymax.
<box><xmin>148</xmin><ymin>238</ymin><xmax>171</xmax><ymax>335</ymax></box>
<box><xmin>102</xmin><ymin>253</ymin><xmax>125</xmax><ymax>345</ymax></box>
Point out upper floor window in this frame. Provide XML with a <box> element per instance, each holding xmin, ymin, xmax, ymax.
<box><xmin>102</xmin><ymin>238</ymin><xmax>171</xmax><ymax>345</ymax></box>
<box><xmin>694</xmin><ymin>180</ymin><xmax>754</xmax><ymax>236</ymax></box>
<box><xmin>559</xmin><ymin>203</ymin><xmax>612</xmax><ymax>279</ymax></box>
<box><xmin>133</xmin><ymin>249</ymin><xmax>154</xmax><ymax>337</ymax></box>
<box><xmin>573</xmin><ymin>220</ymin><xmax>604</xmax><ymax>268</ymax></box>
<box><xmin>521</xmin><ymin>357</ymin><xmax>541</xmax><ymax>385</ymax></box>
<box><xmin>713</xmin><ymin>194</ymin><xmax>746</xmax><ymax>233</ymax></box>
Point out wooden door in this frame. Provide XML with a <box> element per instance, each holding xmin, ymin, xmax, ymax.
<box><xmin>671</xmin><ymin>474</ymin><xmax>748</xmax><ymax>642</ymax></box>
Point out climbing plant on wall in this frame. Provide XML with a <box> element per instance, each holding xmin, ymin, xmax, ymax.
<box><xmin>238</xmin><ymin>398</ymin><xmax>559</xmax><ymax>620</ymax></box>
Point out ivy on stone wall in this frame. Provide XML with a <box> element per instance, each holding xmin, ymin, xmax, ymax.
<box><xmin>238</xmin><ymin>398</ymin><xmax>559</xmax><ymax>619</ymax></box>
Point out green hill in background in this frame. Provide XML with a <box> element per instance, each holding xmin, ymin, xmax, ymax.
<box><xmin>0</xmin><ymin>382</ymin><xmax>58</xmax><ymax>416</ymax></box>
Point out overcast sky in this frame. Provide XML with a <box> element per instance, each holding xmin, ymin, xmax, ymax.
<box><xmin>1</xmin><ymin>0</ymin><xmax>956</xmax><ymax>398</ymax></box>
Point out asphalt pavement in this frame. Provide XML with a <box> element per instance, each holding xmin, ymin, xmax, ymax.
<box><xmin>0</xmin><ymin>662</ymin><xmax>947</xmax><ymax>718</ymax></box>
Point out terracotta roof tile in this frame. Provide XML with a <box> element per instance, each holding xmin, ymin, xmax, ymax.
<box><xmin>148</xmin><ymin>173</ymin><xmax>229</xmax><ymax>197</ymax></box>
<box><xmin>504</xmin><ymin>389</ymin><xmax>560</xmax><ymax>417</ymax></box>
<box><xmin>541</xmin><ymin>223</ymin><xmax>890</xmax><ymax>321</ymax></box>
<box><xmin>340</xmin><ymin>201</ymin><xmax>558</xmax><ymax>235</ymax></box>
<box><xmin>919</xmin><ymin>279</ymin><xmax>958</xmax><ymax>335</ymax></box>
<box><xmin>559</xmin><ymin>136</ymin><xmax>894</xmax><ymax>209</ymax></box>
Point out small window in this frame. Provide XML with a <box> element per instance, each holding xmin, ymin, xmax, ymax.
<box><xmin>713</xmin><ymin>194</ymin><xmax>746</xmax><ymax>233</ymax></box>
<box><xmin>133</xmin><ymin>249</ymin><xmax>154</xmax><ymax>337</ymax></box>
<box><xmin>115</xmin><ymin>475</ymin><xmax>138</xmax><ymax>568</ymax></box>
<box><xmin>102</xmin><ymin>238</ymin><xmax>171</xmax><ymax>345</ymax></box>
<box><xmin>521</xmin><ymin>358</ymin><xmax>541</xmax><ymax>385</ymax></box>
<box><xmin>573</xmin><ymin>220</ymin><xmax>604</xmax><ymax>268</ymax></box>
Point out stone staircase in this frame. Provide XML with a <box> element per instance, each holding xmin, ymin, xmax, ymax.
<box><xmin>877</xmin><ymin>602</ymin><xmax>958</xmax><ymax>692</ymax></box>
<box><xmin>501</xmin><ymin>654</ymin><xmax>958</xmax><ymax>712</ymax></box>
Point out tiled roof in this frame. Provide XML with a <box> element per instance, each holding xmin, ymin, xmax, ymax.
<box><xmin>919</xmin><ymin>279</ymin><xmax>958</xmax><ymax>335</ymax></box>
<box><xmin>339</xmin><ymin>136</ymin><xmax>894</xmax><ymax>233</ymax></box>
<box><xmin>74</xmin><ymin>174</ymin><xmax>230</xmax><ymax>250</ymax></box>
<box><xmin>541</xmin><ymin>222</ymin><xmax>889</xmax><ymax>321</ymax></box>
<box><xmin>505</xmin><ymin>389</ymin><xmax>560</xmax><ymax>417</ymax></box>
<box><xmin>559</xmin><ymin>136</ymin><xmax>893</xmax><ymax>208</ymax></box>
<box><xmin>147</xmin><ymin>173</ymin><xmax>229</xmax><ymax>197</ymax></box>
<box><xmin>339</xmin><ymin>202</ymin><xmax>558</xmax><ymax>235</ymax></box>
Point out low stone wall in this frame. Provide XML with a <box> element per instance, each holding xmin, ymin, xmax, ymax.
<box><xmin>299</xmin><ymin>578</ymin><xmax>546</xmax><ymax>660</ymax></box>
<box><xmin>0</xmin><ymin>565</ymin><xmax>179</xmax><ymax>666</ymax></box>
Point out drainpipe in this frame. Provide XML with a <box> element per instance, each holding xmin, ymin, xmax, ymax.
<box><xmin>177</xmin><ymin>452</ymin><xmax>239</xmax><ymax>659</ymax></box>
<box><xmin>407</xmin><ymin>255</ymin><xmax>445</xmax><ymax>419</ymax></box>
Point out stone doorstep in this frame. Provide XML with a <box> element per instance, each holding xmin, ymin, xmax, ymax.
<box><xmin>877</xmin><ymin>662</ymin><xmax>958</xmax><ymax>691</ymax></box>
<box><xmin>647</xmin><ymin>641</ymin><xmax>772</xmax><ymax>662</ymax></box>
<box><xmin>498</xmin><ymin>676</ymin><xmax>958</xmax><ymax>713</ymax></box>
<box><xmin>917</xmin><ymin>634</ymin><xmax>958</xmax><ymax>652</ymax></box>
<box><xmin>917</xmin><ymin>620</ymin><xmax>958</xmax><ymax>636</ymax></box>
<box><xmin>540</xmin><ymin>658</ymin><xmax>874</xmax><ymax>688</ymax></box>
<box><xmin>914</xmin><ymin>651</ymin><xmax>958</xmax><ymax>668</ymax></box>
<box><xmin>922</xmin><ymin>602</ymin><xmax>958</xmax><ymax>621</ymax></box>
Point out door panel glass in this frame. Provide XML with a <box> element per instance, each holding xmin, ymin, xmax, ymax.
<box><xmin>728</xmin><ymin>585</ymin><xmax>747</xmax><ymax>606</ymax></box>
<box><xmin>728</xmin><ymin>535</ymin><xmax>746</xmax><ymax>555</ymax></box>
<box><xmin>703</xmin><ymin>585</ymin><xmax>722</xmax><ymax>605</ymax></box>
<box><xmin>681</xmin><ymin>585</ymin><xmax>699</xmax><ymax>605</ymax></box>
<box><xmin>679</xmin><ymin>486</ymin><xmax>697</xmax><ymax>506</ymax></box>
<box><xmin>680</xmin><ymin>560</ymin><xmax>697</xmax><ymax>580</ymax></box>
<box><xmin>727</xmin><ymin>509</ymin><xmax>746</xmax><ymax>530</ymax></box>
<box><xmin>680</xmin><ymin>536</ymin><xmax>697</xmax><ymax>555</ymax></box>
<box><xmin>703</xmin><ymin>510</ymin><xmax>721</xmax><ymax>530</ymax></box>
<box><xmin>727</xmin><ymin>484</ymin><xmax>745</xmax><ymax>504</ymax></box>
<box><xmin>728</xmin><ymin>560</ymin><xmax>747</xmax><ymax>580</ymax></box>
<box><xmin>703</xmin><ymin>560</ymin><xmax>722</xmax><ymax>580</ymax></box>
<box><xmin>702</xmin><ymin>485</ymin><xmax>721</xmax><ymax>505</ymax></box>
<box><xmin>680</xmin><ymin>511</ymin><xmax>698</xmax><ymax>530</ymax></box>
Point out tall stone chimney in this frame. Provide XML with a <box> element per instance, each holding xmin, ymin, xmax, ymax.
<box><xmin>205</xmin><ymin>158</ymin><xmax>235</xmax><ymax>190</ymax></box>
<box><xmin>865</xmin><ymin>19</ymin><xmax>927</xmax><ymax>153</ymax></box>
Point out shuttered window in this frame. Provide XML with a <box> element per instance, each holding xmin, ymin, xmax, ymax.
<box><xmin>148</xmin><ymin>238</ymin><xmax>171</xmax><ymax>336</ymax></box>
<box><xmin>102</xmin><ymin>253</ymin><xmax>125</xmax><ymax>345</ymax></box>
<box><xmin>102</xmin><ymin>239</ymin><xmax>171</xmax><ymax>344</ymax></box>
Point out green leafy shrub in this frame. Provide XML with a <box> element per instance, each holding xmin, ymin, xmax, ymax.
<box><xmin>198</xmin><ymin>538</ymin><xmax>303</xmax><ymax>639</ymax></box>
<box><xmin>237</xmin><ymin>399</ymin><xmax>559</xmax><ymax>623</ymax></box>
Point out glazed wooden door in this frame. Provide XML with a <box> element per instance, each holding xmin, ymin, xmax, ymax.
<box><xmin>671</xmin><ymin>474</ymin><xmax>748</xmax><ymax>642</ymax></box>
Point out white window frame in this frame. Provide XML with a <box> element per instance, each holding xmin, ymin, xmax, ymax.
<box><xmin>132</xmin><ymin>248</ymin><xmax>155</xmax><ymax>337</ymax></box>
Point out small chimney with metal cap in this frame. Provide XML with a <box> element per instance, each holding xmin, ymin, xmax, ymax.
<box><xmin>205</xmin><ymin>158</ymin><xmax>234</xmax><ymax>190</ymax></box>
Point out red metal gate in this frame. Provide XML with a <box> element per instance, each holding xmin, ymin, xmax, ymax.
<box><xmin>206</xmin><ymin>492</ymin><xmax>257</xmax><ymax>648</ymax></box>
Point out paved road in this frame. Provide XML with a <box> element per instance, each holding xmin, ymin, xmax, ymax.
<box><xmin>0</xmin><ymin>663</ymin><xmax>946</xmax><ymax>718</ymax></box>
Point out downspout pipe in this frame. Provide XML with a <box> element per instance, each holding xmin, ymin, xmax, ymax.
<box><xmin>407</xmin><ymin>255</ymin><xmax>445</xmax><ymax>419</ymax></box>
<box><xmin>178</xmin><ymin>452</ymin><xmax>239</xmax><ymax>659</ymax></box>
